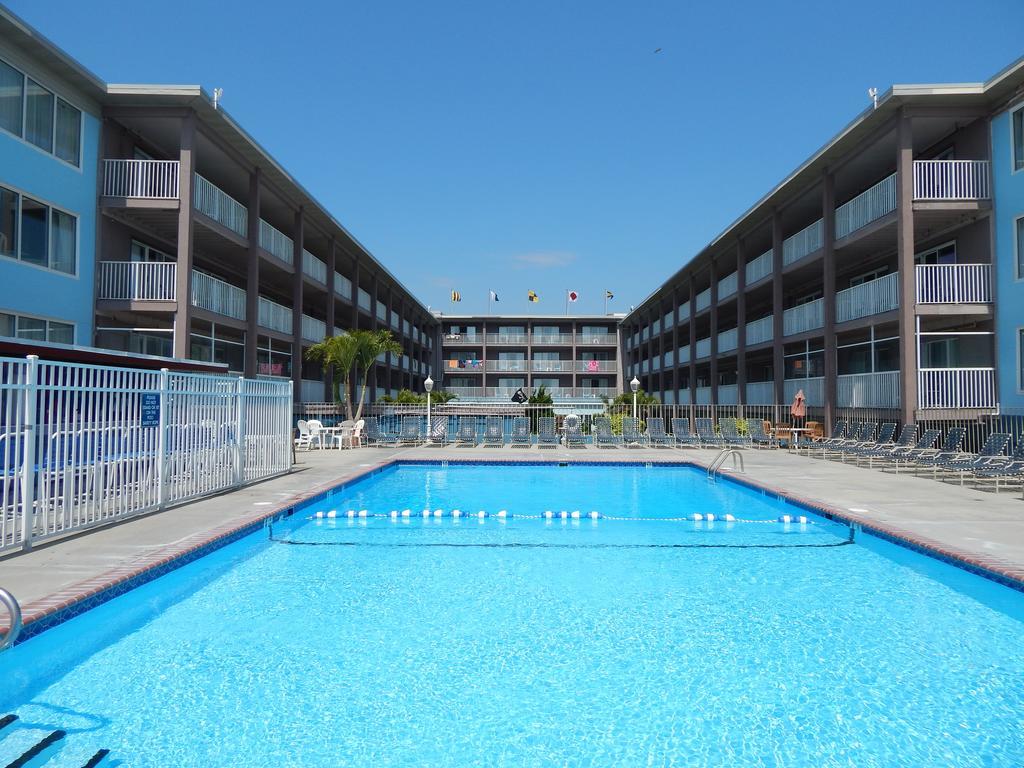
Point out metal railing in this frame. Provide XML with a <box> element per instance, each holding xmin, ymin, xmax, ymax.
<box><xmin>718</xmin><ymin>384</ymin><xmax>739</xmax><ymax>405</ymax></box>
<box><xmin>97</xmin><ymin>261</ymin><xmax>176</xmax><ymax>301</ymax></box>
<box><xmin>837</xmin><ymin>370</ymin><xmax>900</xmax><ymax>408</ymax></box>
<box><xmin>300</xmin><ymin>379</ymin><xmax>326</xmax><ymax>403</ymax></box>
<box><xmin>259</xmin><ymin>219</ymin><xmax>294</xmax><ymax>264</ymax></box>
<box><xmin>102</xmin><ymin>159</ymin><xmax>180</xmax><ymax>199</ymax></box>
<box><xmin>485</xmin><ymin>333</ymin><xmax>529</xmax><ymax>344</ymax></box>
<box><xmin>531</xmin><ymin>334</ymin><xmax>574</xmax><ymax>345</ymax></box>
<box><xmin>695</xmin><ymin>288</ymin><xmax>712</xmax><ymax>312</ymax></box>
<box><xmin>695</xmin><ymin>337</ymin><xmax>712</xmax><ymax>359</ymax></box>
<box><xmin>783</xmin><ymin>298</ymin><xmax>824</xmax><ymax>336</ymax></box>
<box><xmin>258</xmin><ymin>296</ymin><xmax>292</xmax><ymax>334</ymax></box>
<box><xmin>577</xmin><ymin>333</ymin><xmax>617</xmax><ymax>345</ymax></box>
<box><xmin>484</xmin><ymin>360</ymin><xmax>527</xmax><ymax>372</ymax></box>
<box><xmin>783</xmin><ymin>218</ymin><xmax>823</xmax><ymax>265</ymax></box>
<box><xmin>913</xmin><ymin>160</ymin><xmax>991</xmax><ymax>201</ymax></box>
<box><xmin>745</xmin><ymin>315</ymin><xmax>773</xmax><ymax>346</ymax></box>
<box><xmin>0</xmin><ymin>356</ymin><xmax>291</xmax><ymax>555</ymax></box>
<box><xmin>678</xmin><ymin>345</ymin><xmax>691</xmax><ymax>364</ymax></box>
<box><xmin>717</xmin><ymin>271</ymin><xmax>738</xmax><ymax>299</ymax></box>
<box><xmin>193</xmin><ymin>174</ymin><xmax>248</xmax><ymax>237</ymax></box>
<box><xmin>915</xmin><ymin>264</ymin><xmax>993</xmax><ymax>304</ymax></box>
<box><xmin>335</xmin><ymin>273</ymin><xmax>352</xmax><ymax>299</ymax></box>
<box><xmin>745</xmin><ymin>249</ymin><xmax>773</xmax><ymax>285</ymax></box>
<box><xmin>784</xmin><ymin>377</ymin><xmax>824</xmax><ymax>406</ymax></box>
<box><xmin>192</xmin><ymin>270</ymin><xmax>246</xmax><ymax>321</ymax></box>
<box><xmin>695</xmin><ymin>386</ymin><xmax>712</xmax><ymax>405</ymax></box>
<box><xmin>301</xmin><ymin>314</ymin><xmax>326</xmax><ymax>342</ymax></box>
<box><xmin>745</xmin><ymin>381</ymin><xmax>775</xmax><ymax>404</ymax></box>
<box><xmin>834</xmin><ymin>173</ymin><xmax>896</xmax><ymax>240</ymax></box>
<box><xmin>577</xmin><ymin>360</ymin><xmax>617</xmax><ymax>373</ymax></box>
<box><xmin>302</xmin><ymin>250</ymin><xmax>327</xmax><ymax>283</ymax></box>
<box><xmin>532</xmin><ymin>360</ymin><xmax>575</xmax><ymax>372</ymax></box>
<box><xmin>718</xmin><ymin>327</ymin><xmax>738</xmax><ymax>354</ymax></box>
<box><xmin>0</xmin><ymin>589</ymin><xmax>22</xmax><ymax>651</ymax></box>
<box><xmin>836</xmin><ymin>272</ymin><xmax>899</xmax><ymax>323</ymax></box>
<box><xmin>918</xmin><ymin>368</ymin><xmax>997</xmax><ymax>409</ymax></box>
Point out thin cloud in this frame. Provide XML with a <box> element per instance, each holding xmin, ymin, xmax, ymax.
<box><xmin>510</xmin><ymin>251</ymin><xmax>577</xmax><ymax>269</ymax></box>
<box><xmin>430</xmin><ymin>275</ymin><xmax>456</xmax><ymax>288</ymax></box>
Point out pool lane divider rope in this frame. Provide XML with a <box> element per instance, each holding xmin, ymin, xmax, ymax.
<box><xmin>307</xmin><ymin>509</ymin><xmax>815</xmax><ymax>524</ymax></box>
<box><xmin>268</xmin><ymin>538</ymin><xmax>854</xmax><ymax>550</ymax></box>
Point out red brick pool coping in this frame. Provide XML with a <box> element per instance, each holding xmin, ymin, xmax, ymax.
<box><xmin>3</xmin><ymin>454</ymin><xmax>1023</xmax><ymax>638</ymax></box>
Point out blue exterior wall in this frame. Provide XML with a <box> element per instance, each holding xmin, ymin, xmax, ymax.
<box><xmin>0</xmin><ymin>78</ymin><xmax>99</xmax><ymax>345</ymax></box>
<box><xmin>992</xmin><ymin>100</ymin><xmax>1024</xmax><ymax>408</ymax></box>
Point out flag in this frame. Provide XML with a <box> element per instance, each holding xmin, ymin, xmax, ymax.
<box><xmin>527</xmin><ymin>290</ymin><xmax>539</xmax><ymax>303</ymax></box>
<box><xmin>605</xmin><ymin>290</ymin><xmax>614</xmax><ymax>300</ymax></box>
<box><xmin>567</xmin><ymin>290</ymin><xmax>579</xmax><ymax>302</ymax></box>
<box><xmin>489</xmin><ymin>290</ymin><xmax>499</xmax><ymax>302</ymax></box>
<box><xmin>451</xmin><ymin>290</ymin><xmax>461</xmax><ymax>302</ymax></box>
<box><xmin>511</xmin><ymin>387</ymin><xmax>528</xmax><ymax>404</ymax></box>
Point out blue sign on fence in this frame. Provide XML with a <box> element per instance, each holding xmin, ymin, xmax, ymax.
<box><xmin>141</xmin><ymin>392</ymin><xmax>160</xmax><ymax>427</ymax></box>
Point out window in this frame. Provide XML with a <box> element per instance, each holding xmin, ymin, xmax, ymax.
<box><xmin>0</xmin><ymin>311</ymin><xmax>75</xmax><ymax>344</ymax></box>
<box><xmin>849</xmin><ymin>267</ymin><xmax>888</xmax><ymax>287</ymax></box>
<box><xmin>1014</xmin><ymin>106</ymin><xmax>1024</xmax><ymax>173</ymax></box>
<box><xmin>1017</xmin><ymin>217</ymin><xmax>1024</xmax><ymax>280</ymax></box>
<box><xmin>131</xmin><ymin>240</ymin><xmax>173</xmax><ymax>262</ymax></box>
<box><xmin>0</xmin><ymin>185</ymin><xmax>77</xmax><ymax>274</ymax></box>
<box><xmin>0</xmin><ymin>57</ymin><xmax>82</xmax><ymax>166</ymax></box>
<box><xmin>915</xmin><ymin>241</ymin><xmax>956</xmax><ymax>266</ymax></box>
<box><xmin>1020</xmin><ymin>330</ymin><xmax>1024</xmax><ymax>391</ymax></box>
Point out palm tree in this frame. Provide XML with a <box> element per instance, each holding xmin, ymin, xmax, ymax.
<box><xmin>352</xmin><ymin>329</ymin><xmax>403</xmax><ymax>421</ymax></box>
<box><xmin>305</xmin><ymin>333</ymin><xmax>358</xmax><ymax>419</ymax></box>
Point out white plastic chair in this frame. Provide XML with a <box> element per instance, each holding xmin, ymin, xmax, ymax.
<box><xmin>306</xmin><ymin>419</ymin><xmax>325</xmax><ymax>450</ymax></box>
<box><xmin>294</xmin><ymin>420</ymin><xmax>313</xmax><ymax>450</ymax></box>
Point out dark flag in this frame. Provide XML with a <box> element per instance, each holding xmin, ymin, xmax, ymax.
<box><xmin>511</xmin><ymin>387</ymin><xmax>528</xmax><ymax>404</ymax></box>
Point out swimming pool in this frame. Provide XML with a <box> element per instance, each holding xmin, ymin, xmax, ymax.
<box><xmin>1</xmin><ymin>462</ymin><xmax>1022</xmax><ymax>766</ymax></box>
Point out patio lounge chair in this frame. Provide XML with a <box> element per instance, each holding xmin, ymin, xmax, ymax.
<box><xmin>695</xmin><ymin>418</ymin><xmax>724</xmax><ymax>448</ymax></box>
<box><xmin>972</xmin><ymin>439</ymin><xmax>1024</xmax><ymax>492</ymax></box>
<box><xmin>510</xmin><ymin>417</ymin><xmax>531</xmax><ymax>447</ymax></box>
<box><xmin>747</xmin><ymin>420</ymin><xmax>778</xmax><ymax>449</ymax></box>
<box><xmin>565</xmin><ymin>417</ymin><xmax>586</xmax><ymax>448</ymax></box>
<box><xmin>621</xmin><ymin>417</ymin><xmax>646</xmax><ymax>447</ymax></box>
<box><xmin>720</xmin><ymin>418</ymin><xmax>750</xmax><ymax>447</ymax></box>
<box><xmin>842</xmin><ymin>422</ymin><xmax>897</xmax><ymax>461</ymax></box>
<box><xmin>822</xmin><ymin>422</ymin><xmax>875</xmax><ymax>460</ymax></box>
<box><xmin>670</xmin><ymin>418</ymin><xmax>700</xmax><ymax>448</ymax></box>
<box><xmin>428</xmin><ymin>416</ymin><xmax>449</xmax><ymax>446</ymax></box>
<box><xmin>873</xmin><ymin>428</ymin><xmax>940</xmax><ymax>470</ymax></box>
<box><xmin>907</xmin><ymin>427</ymin><xmax>967</xmax><ymax>473</ymax></box>
<box><xmin>538</xmin><ymin>417</ymin><xmax>560</xmax><ymax>448</ymax></box>
<box><xmin>455</xmin><ymin>417</ymin><xmax>478</xmax><ymax>447</ymax></box>
<box><xmin>399</xmin><ymin>416</ymin><xmax>423</xmax><ymax>445</ymax></box>
<box><xmin>808</xmin><ymin>421</ymin><xmax>851</xmax><ymax>458</ymax></box>
<box><xmin>646</xmin><ymin>417</ymin><xmax>671</xmax><ymax>447</ymax></box>
<box><xmin>594</xmin><ymin>417</ymin><xmax>622</xmax><ymax>448</ymax></box>
<box><xmin>937</xmin><ymin>432</ymin><xmax>1011</xmax><ymax>484</ymax></box>
<box><xmin>855</xmin><ymin>424</ymin><xmax>915</xmax><ymax>464</ymax></box>
<box><xmin>363</xmin><ymin>417</ymin><xmax>398</xmax><ymax>447</ymax></box>
<box><xmin>483</xmin><ymin>416</ymin><xmax>504</xmax><ymax>447</ymax></box>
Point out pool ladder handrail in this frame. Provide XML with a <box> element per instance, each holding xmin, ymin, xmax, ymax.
<box><xmin>0</xmin><ymin>588</ymin><xmax>23</xmax><ymax>651</ymax></box>
<box><xmin>707</xmin><ymin>448</ymin><xmax>744</xmax><ymax>479</ymax></box>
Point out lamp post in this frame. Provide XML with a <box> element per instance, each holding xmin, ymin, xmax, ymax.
<box><xmin>424</xmin><ymin>375</ymin><xmax>434</xmax><ymax>432</ymax></box>
<box><xmin>630</xmin><ymin>376</ymin><xmax>640</xmax><ymax>422</ymax></box>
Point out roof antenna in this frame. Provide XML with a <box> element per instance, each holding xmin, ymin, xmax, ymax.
<box><xmin>867</xmin><ymin>87</ymin><xmax>878</xmax><ymax>110</ymax></box>
<box><xmin>212</xmin><ymin>88</ymin><xmax>224</xmax><ymax>110</ymax></box>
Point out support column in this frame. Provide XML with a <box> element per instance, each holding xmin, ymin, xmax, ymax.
<box><xmin>324</xmin><ymin>239</ymin><xmax>336</xmax><ymax>401</ymax></box>
<box><xmin>772</xmin><ymin>209</ymin><xmax>785</xmax><ymax>405</ymax></box>
<box><xmin>244</xmin><ymin>168</ymin><xmax>260</xmax><ymax>377</ymax></box>
<box><xmin>173</xmin><ymin>113</ymin><xmax>196</xmax><ymax>359</ymax></box>
<box><xmin>822</xmin><ymin>169</ymin><xmax>837</xmax><ymax>433</ymax></box>
<box><xmin>671</xmin><ymin>287</ymin><xmax>681</xmax><ymax>403</ymax></box>
<box><xmin>688</xmin><ymin>276</ymin><xmax>697</xmax><ymax>405</ymax></box>
<box><xmin>290</xmin><ymin>208</ymin><xmax>304</xmax><ymax>400</ymax></box>
<box><xmin>349</xmin><ymin>255</ymin><xmax>360</xmax><ymax>406</ymax></box>
<box><xmin>736</xmin><ymin>240</ymin><xmax>747</xmax><ymax>406</ymax></box>
<box><xmin>370</xmin><ymin>272</ymin><xmax>379</xmax><ymax>402</ymax></box>
<box><xmin>896</xmin><ymin>112</ymin><xmax>918</xmax><ymax>425</ymax></box>
<box><xmin>709</xmin><ymin>261</ymin><xmax>719</xmax><ymax>407</ymax></box>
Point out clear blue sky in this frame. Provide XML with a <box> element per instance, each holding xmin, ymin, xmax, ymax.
<box><xmin>13</xmin><ymin>0</ymin><xmax>1024</xmax><ymax>316</ymax></box>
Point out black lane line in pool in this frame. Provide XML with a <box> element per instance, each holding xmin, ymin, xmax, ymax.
<box><xmin>4</xmin><ymin>729</ymin><xmax>66</xmax><ymax>768</ymax></box>
<box><xmin>0</xmin><ymin>715</ymin><xmax>17</xmax><ymax>733</ymax></box>
<box><xmin>269</xmin><ymin>537</ymin><xmax>854</xmax><ymax>550</ymax></box>
<box><xmin>81</xmin><ymin>749</ymin><xmax>111</xmax><ymax>768</ymax></box>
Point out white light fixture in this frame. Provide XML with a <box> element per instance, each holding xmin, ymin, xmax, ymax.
<box><xmin>630</xmin><ymin>376</ymin><xmax>639</xmax><ymax>393</ymax></box>
<box><xmin>424</xmin><ymin>375</ymin><xmax>434</xmax><ymax>393</ymax></box>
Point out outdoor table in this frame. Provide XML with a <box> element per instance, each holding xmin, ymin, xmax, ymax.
<box><xmin>786</xmin><ymin>427</ymin><xmax>813</xmax><ymax>450</ymax></box>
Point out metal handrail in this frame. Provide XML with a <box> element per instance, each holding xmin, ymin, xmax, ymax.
<box><xmin>707</xmin><ymin>448</ymin><xmax>745</xmax><ymax>479</ymax></box>
<box><xmin>0</xmin><ymin>588</ymin><xmax>23</xmax><ymax>651</ymax></box>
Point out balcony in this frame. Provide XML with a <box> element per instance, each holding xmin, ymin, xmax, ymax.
<box><xmin>577</xmin><ymin>360</ymin><xmax>616</xmax><ymax>373</ymax></box>
<box><xmin>192</xmin><ymin>270</ymin><xmax>246</xmax><ymax>321</ymax></box>
<box><xmin>913</xmin><ymin>160</ymin><xmax>990</xmax><ymax>201</ymax></box>
<box><xmin>576</xmin><ymin>387</ymin><xmax>616</xmax><ymax>399</ymax></box>
<box><xmin>302</xmin><ymin>250</ymin><xmax>327</xmax><ymax>283</ymax></box>
<box><xmin>194</xmin><ymin>174</ymin><xmax>247</xmax><ymax>237</ymax></box>
<box><xmin>532</xmin><ymin>360</ymin><xmax>574</xmax><ymax>372</ymax></box>
<box><xmin>784</xmin><ymin>377</ymin><xmax>824</xmax><ymax>407</ymax></box>
<box><xmin>783</xmin><ymin>219</ymin><xmax>823</xmax><ymax>266</ymax></box>
<box><xmin>301</xmin><ymin>314</ymin><xmax>326</xmax><ymax>342</ymax></box>
<box><xmin>576</xmin><ymin>333</ymin><xmax>617</xmax><ymax>345</ymax></box>
<box><xmin>531</xmin><ymin>333</ymin><xmax>573</xmax><ymax>345</ymax></box>
<box><xmin>835</xmin><ymin>173</ymin><xmax>896</xmax><ymax>240</ymax></box>
<box><xmin>718</xmin><ymin>384</ymin><xmax>738</xmax><ymax>405</ymax></box>
<box><xmin>746</xmin><ymin>315</ymin><xmax>773</xmax><ymax>346</ymax></box>
<box><xmin>918</xmin><ymin>368</ymin><xmax>997</xmax><ymax>409</ymax></box>
<box><xmin>695</xmin><ymin>337</ymin><xmax>711</xmax><ymax>359</ymax></box>
<box><xmin>695</xmin><ymin>288</ymin><xmax>712</xmax><ymax>312</ymax></box>
<box><xmin>258</xmin><ymin>296</ymin><xmax>291</xmax><ymax>334</ymax></box>
<box><xmin>443</xmin><ymin>333</ymin><xmax>482</xmax><ymax>345</ymax></box>
<box><xmin>485</xmin><ymin>360</ymin><xmax>527</xmax><ymax>372</ymax></box>
<box><xmin>718</xmin><ymin>327</ymin><xmax>738</xmax><ymax>354</ymax></box>
<box><xmin>837</xmin><ymin>371</ymin><xmax>900</xmax><ymax>408</ymax></box>
<box><xmin>717</xmin><ymin>271</ymin><xmax>738</xmax><ymax>300</ymax></box>
<box><xmin>485</xmin><ymin>333</ymin><xmax>528</xmax><ymax>345</ymax></box>
<box><xmin>745</xmin><ymin>381</ymin><xmax>775</xmax><ymax>404</ymax></box>
<box><xmin>102</xmin><ymin>159</ymin><xmax>179</xmax><ymax>199</ymax></box>
<box><xmin>746</xmin><ymin>249</ymin><xmax>773</xmax><ymax>285</ymax></box>
<box><xmin>678</xmin><ymin>345</ymin><xmax>691</xmax><ymax>364</ymax></box>
<box><xmin>447</xmin><ymin>387</ymin><xmax>488</xmax><ymax>398</ymax></box>
<box><xmin>783</xmin><ymin>299</ymin><xmax>824</xmax><ymax>337</ymax></box>
<box><xmin>915</xmin><ymin>264</ymin><xmax>993</xmax><ymax>304</ymax></box>
<box><xmin>836</xmin><ymin>272</ymin><xmax>899</xmax><ymax>323</ymax></box>
<box><xmin>97</xmin><ymin>261</ymin><xmax>176</xmax><ymax>301</ymax></box>
<box><xmin>259</xmin><ymin>219</ymin><xmax>294</xmax><ymax>264</ymax></box>
<box><xmin>300</xmin><ymin>379</ymin><xmax>326</xmax><ymax>403</ymax></box>
<box><xmin>695</xmin><ymin>386</ymin><xmax>712</xmax><ymax>405</ymax></box>
<box><xmin>335</xmin><ymin>273</ymin><xmax>352</xmax><ymax>300</ymax></box>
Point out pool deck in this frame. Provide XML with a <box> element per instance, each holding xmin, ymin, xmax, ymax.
<box><xmin>2</xmin><ymin>444</ymin><xmax>1024</xmax><ymax>634</ymax></box>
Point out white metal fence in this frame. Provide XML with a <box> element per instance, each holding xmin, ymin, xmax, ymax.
<box><xmin>302</xmin><ymin>250</ymin><xmax>327</xmax><ymax>283</ymax></box>
<box><xmin>912</xmin><ymin>160</ymin><xmax>991</xmax><ymax>201</ymax></box>
<box><xmin>837</xmin><ymin>371</ymin><xmax>900</xmax><ymax>408</ymax></box>
<box><xmin>258</xmin><ymin>296</ymin><xmax>292</xmax><ymax>334</ymax></box>
<box><xmin>915</xmin><ymin>264</ymin><xmax>993</xmax><ymax>304</ymax></box>
<box><xmin>782</xmin><ymin>218</ymin><xmax>823</xmax><ymax>265</ymax></box>
<box><xmin>836</xmin><ymin>272</ymin><xmax>899</xmax><ymax>323</ymax></box>
<box><xmin>259</xmin><ymin>219</ymin><xmax>294</xmax><ymax>264</ymax></box>
<box><xmin>834</xmin><ymin>173</ymin><xmax>897</xmax><ymax>239</ymax></box>
<box><xmin>194</xmin><ymin>174</ymin><xmax>248</xmax><ymax>237</ymax></box>
<box><xmin>102</xmin><ymin>159</ymin><xmax>180</xmax><ymax>199</ymax></box>
<box><xmin>745</xmin><ymin>249</ymin><xmax>773</xmax><ymax>285</ymax></box>
<box><xmin>0</xmin><ymin>356</ymin><xmax>292</xmax><ymax>554</ymax></box>
<box><xmin>783</xmin><ymin>298</ymin><xmax>824</xmax><ymax>336</ymax></box>
<box><xmin>192</xmin><ymin>270</ymin><xmax>247</xmax><ymax>321</ymax></box>
<box><xmin>918</xmin><ymin>368</ymin><xmax>997</xmax><ymax>409</ymax></box>
<box><xmin>97</xmin><ymin>261</ymin><xmax>176</xmax><ymax>301</ymax></box>
<box><xmin>745</xmin><ymin>315</ymin><xmax>774</xmax><ymax>346</ymax></box>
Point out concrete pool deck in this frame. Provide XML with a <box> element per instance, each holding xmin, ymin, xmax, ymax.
<box><xmin>2</xmin><ymin>444</ymin><xmax>1024</xmax><ymax>634</ymax></box>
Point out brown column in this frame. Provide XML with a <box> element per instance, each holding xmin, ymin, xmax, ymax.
<box><xmin>688</xmin><ymin>276</ymin><xmax>697</xmax><ymax>405</ymax></box>
<box><xmin>772</xmin><ymin>209</ymin><xmax>785</xmax><ymax>405</ymax></box>
<box><xmin>173</xmin><ymin>113</ymin><xmax>196</xmax><ymax>359</ymax></box>
<box><xmin>244</xmin><ymin>168</ymin><xmax>260</xmax><ymax>377</ymax></box>
<box><xmin>324</xmin><ymin>239</ymin><xmax>336</xmax><ymax>401</ymax></box>
<box><xmin>896</xmin><ymin>112</ymin><xmax>918</xmax><ymax>424</ymax></box>
<box><xmin>370</xmin><ymin>273</ymin><xmax>379</xmax><ymax>402</ymax></box>
<box><xmin>350</xmin><ymin>256</ymin><xmax>360</xmax><ymax>329</ymax></box>
<box><xmin>822</xmin><ymin>169</ymin><xmax>837</xmax><ymax>433</ymax></box>
<box><xmin>709</xmin><ymin>261</ymin><xmax>719</xmax><ymax>407</ymax></box>
<box><xmin>671</xmin><ymin>288</ymin><xmax>681</xmax><ymax>402</ymax></box>
<box><xmin>736</xmin><ymin>240</ymin><xmax>747</xmax><ymax>405</ymax></box>
<box><xmin>290</xmin><ymin>208</ymin><xmax>304</xmax><ymax>399</ymax></box>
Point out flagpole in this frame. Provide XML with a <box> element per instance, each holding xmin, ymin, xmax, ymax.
<box><xmin>604</xmin><ymin>293</ymin><xmax>607</xmax><ymax>316</ymax></box>
<box><xmin>565</xmin><ymin>289</ymin><xmax>569</xmax><ymax>317</ymax></box>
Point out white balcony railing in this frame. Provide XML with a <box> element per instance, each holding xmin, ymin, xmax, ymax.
<box><xmin>718</xmin><ymin>384</ymin><xmax>739</xmax><ymax>405</ymax></box>
<box><xmin>301</xmin><ymin>314</ymin><xmax>326</xmax><ymax>342</ymax></box>
<box><xmin>97</xmin><ymin>261</ymin><xmax>176</xmax><ymax>301</ymax></box>
<box><xmin>300</xmin><ymin>379</ymin><xmax>326</xmax><ymax>403</ymax></box>
<box><xmin>783</xmin><ymin>298</ymin><xmax>824</xmax><ymax>336</ymax></box>
<box><xmin>102</xmin><ymin>159</ymin><xmax>179</xmax><ymax>199</ymax></box>
<box><xmin>696</xmin><ymin>337</ymin><xmax>712</xmax><ymax>358</ymax></box>
<box><xmin>485</xmin><ymin>360</ymin><xmax>527</xmax><ymax>372</ymax></box>
<box><xmin>532</xmin><ymin>360</ymin><xmax>574</xmax><ymax>372</ymax></box>
<box><xmin>784</xmin><ymin>377</ymin><xmax>824</xmax><ymax>407</ymax></box>
<box><xmin>257</xmin><ymin>296</ymin><xmax>292</xmax><ymax>334</ymax></box>
<box><xmin>836</xmin><ymin>272</ymin><xmax>899</xmax><ymax>323</ymax></box>
<box><xmin>447</xmin><ymin>387</ymin><xmax>488</xmax><ymax>398</ymax></box>
<box><xmin>677</xmin><ymin>388</ymin><xmax>691</xmax><ymax>404</ymax></box>
<box><xmin>678</xmin><ymin>301</ymin><xmax>690</xmax><ymax>320</ymax></box>
<box><xmin>576</xmin><ymin>387</ymin><xmax>616</xmax><ymax>399</ymax></box>
<box><xmin>837</xmin><ymin>371</ymin><xmax>900</xmax><ymax>408</ymax></box>
<box><xmin>485</xmin><ymin>333</ymin><xmax>528</xmax><ymax>344</ymax></box>
<box><xmin>662</xmin><ymin>351</ymin><xmax>674</xmax><ymax>369</ymax></box>
<box><xmin>918</xmin><ymin>368</ymin><xmax>997</xmax><ymax>409</ymax></box>
<box><xmin>191</xmin><ymin>270</ymin><xmax>246</xmax><ymax>321</ymax></box>
<box><xmin>915</xmin><ymin>264</ymin><xmax>993</xmax><ymax>304</ymax></box>
<box><xmin>577</xmin><ymin>333</ymin><xmax>617</xmax><ymax>345</ymax></box>
<box><xmin>678</xmin><ymin>345</ymin><xmax>691</xmax><ymax>364</ymax></box>
<box><xmin>913</xmin><ymin>160</ymin><xmax>991</xmax><ymax>201</ymax></box>
<box><xmin>695</xmin><ymin>387</ymin><xmax>712</xmax><ymax>405</ymax></box>
<box><xmin>695</xmin><ymin>288</ymin><xmax>712</xmax><ymax>312</ymax></box>
<box><xmin>259</xmin><ymin>219</ymin><xmax>294</xmax><ymax>264</ymax></box>
<box><xmin>335</xmin><ymin>273</ymin><xmax>352</xmax><ymax>299</ymax></box>
<box><xmin>783</xmin><ymin>219</ymin><xmax>823</xmax><ymax>265</ymax></box>
<box><xmin>718</xmin><ymin>327</ymin><xmax>738</xmax><ymax>353</ymax></box>
<box><xmin>834</xmin><ymin>173</ymin><xmax>896</xmax><ymax>239</ymax></box>
<box><xmin>444</xmin><ymin>334</ymin><xmax>483</xmax><ymax>345</ymax></box>
<box><xmin>745</xmin><ymin>381</ymin><xmax>775</xmax><ymax>404</ymax></box>
<box><xmin>746</xmin><ymin>315</ymin><xmax>774</xmax><ymax>346</ymax></box>
<box><xmin>193</xmin><ymin>174</ymin><xmax>248</xmax><ymax>237</ymax></box>
<box><xmin>717</xmin><ymin>271</ymin><xmax>738</xmax><ymax>299</ymax></box>
<box><xmin>745</xmin><ymin>249</ymin><xmax>773</xmax><ymax>285</ymax></box>
<box><xmin>577</xmin><ymin>360</ymin><xmax>616</xmax><ymax>373</ymax></box>
<box><xmin>302</xmin><ymin>250</ymin><xmax>327</xmax><ymax>283</ymax></box>
<box><xmin>532</xmin><ymin>333</ymin><xmax>574</xmax><ymax>345</ymax></box>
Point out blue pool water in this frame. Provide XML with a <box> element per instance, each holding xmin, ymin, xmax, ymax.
<box><xmin>1</xmin><ymin>463</ymin><xmax>1023</xmax><ymax>767</ymax></box>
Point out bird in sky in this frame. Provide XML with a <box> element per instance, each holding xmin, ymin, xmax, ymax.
<box><xmin>654</xmin><ymin>48</ymin><xmax>662</xmax><ymax>53</ymax></box>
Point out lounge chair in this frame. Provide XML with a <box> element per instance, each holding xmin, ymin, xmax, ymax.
<box><xmin>510</xmin><ymin>416</ymin><xmax>532</xmax><ymax>447</ymax></box>
<box><xmin>363</xmin><ymin>417</ymin><xmax>398</xmax><ymax>447</ymax></box>
<box><xmin>428</xmin><ymin>416</ymin><xmax>450</xmax><ymax>446</ymax></box>
<box><xmin>399</xmin><ymin>416</ymin><xmax>423</xmax><ymax>445</ymax></box>
<box><xmin>455</xmin><ymin>417</ymin><xmax>478</xmax><ymax>447</ymax></box>
<box><xmin>841</xmin><ymin>422</ymin><xmax>897</xmax><ymax>461</ymax></box>
<box><xmin>855</xmin><ymin>424</ymin><xmax>915</xmax><ymax>465</ymax></box>
<box><xmin>822</xmin><ymin>422</ymin><xmax>876</xmax><ymax>460</ymax></box>
<box><xmin>872</xmin><ymin>428</ymin><xmax>940</xmax><ymax>470</ymax></box>
<box><xmin>483</xmin><ymin>416</ymin><xmax>504</xmax><ymax>447</ymax></box>
<box><xmin>670</xmin><ymin>418</ymin><xmax>700</xmax><ymax>448</ymax></box>
<box><xmin>747</xmin><ymin>420</ymin><xmax>778</xmax><ymax>449</ymax></box>
<box><xmin>972</xmin><ymin>439</ymin><xmax>1024</xmax><ymax>492</ymax></box>
<box><xmin>594</xmin><ymin>416</ymin><xmax>622</xmax><ymax>448</ymax></box>
<box><xmin>621</xmin><ymin>417</ymin><xmax>646</xmax><ymax>447</ymax></box>
<box><xmin>565</xmin><ymin>417</ymin><xmax>586</xmax><ymax>448</ymax></box>
<box><xmin>695</xmin><ymin>418</ymin><xmax>724</xmax><ymax>448</ymax></box>
<box><xmin>537</xmin><ymin>417</ymin><xmax>560</xmax><ymax>448</ymax></box>
<box><xmin>908</xmin><ymin>427</ymin><xmax>967</xmax><ymax>474</ymax></box>
<box><xmin>645</xmin><ymin>417</ymin><xmax>671</xmax><ymax>447</ymax></box>
<box><xmin>720</xmin><ymin>418</ymin><xmax>750</xmax><ymax>447</ymax></box>
<box><xmin>937</xmin><ymin>432</ymin><xmax>1011</xmax><ymax>484</ymax></box>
